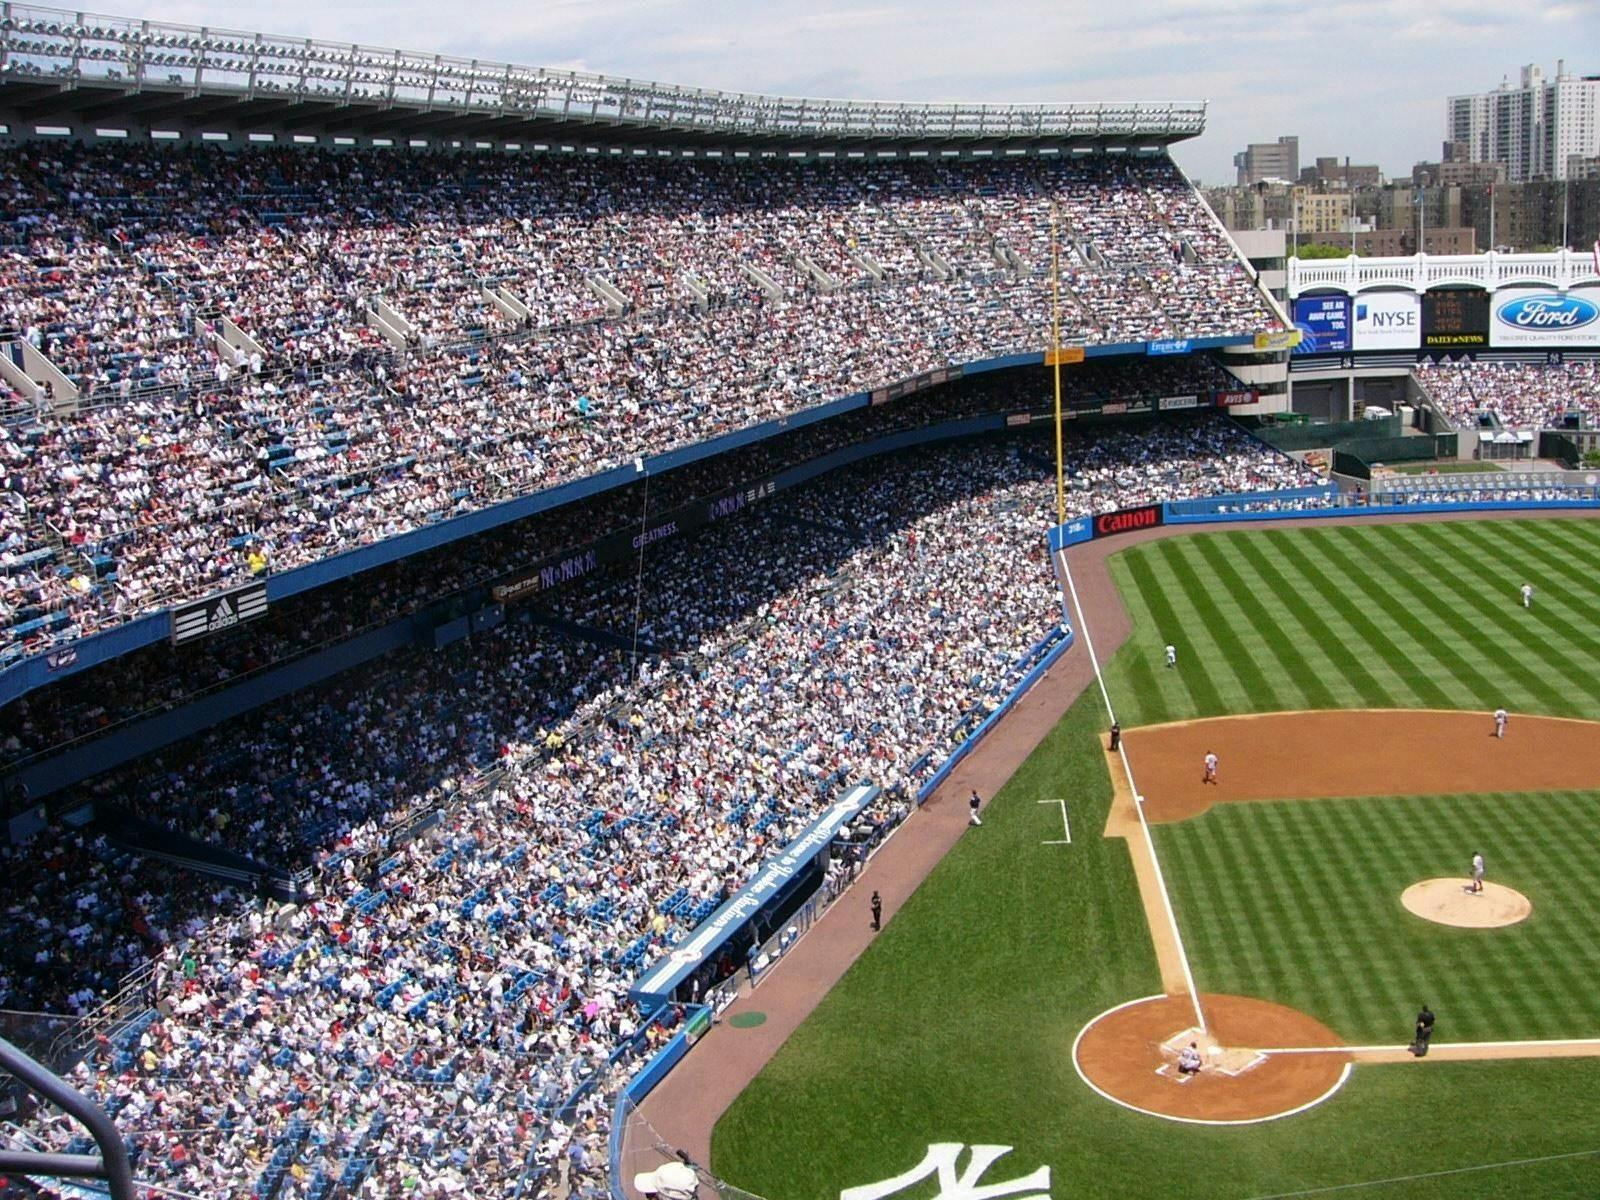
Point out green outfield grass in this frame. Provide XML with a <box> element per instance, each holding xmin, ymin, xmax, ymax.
<box><xmin>1101</xmin><ymin>518</ymin><xmax>1600</xmax><ymax>727</ymax></box>
<box><xmin>1386</xmin><ymin>460</ymin><xmax>1506</xmax><ymax>474</ymax></box>
<box><xmin>712</xmin><ymin>516</ymin><xmax>1600</xmax><ymax>1199</ymax></box>
<box><xmin>1157</xmin><ymin>789</ymin><xmax>1600</xmax><ymax>1044</ymax></box>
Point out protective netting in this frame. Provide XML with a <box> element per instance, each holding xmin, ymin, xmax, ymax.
<box><xmin>610</xmin><ymin>1093</ymin><xmax>769</xmax><ymax>1200</ymax></box>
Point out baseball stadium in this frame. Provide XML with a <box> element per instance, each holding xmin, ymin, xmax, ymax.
<box><xmin>0</xmin><ymin>7</ymin><xmax>1599</xmax><ymax>1200</ymax></box>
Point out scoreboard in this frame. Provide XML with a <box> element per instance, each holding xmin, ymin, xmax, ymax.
<box><xmin>1420</xmin><ymin>290</ymin><xmax>1489</xmax><ymax>348</ymax></box>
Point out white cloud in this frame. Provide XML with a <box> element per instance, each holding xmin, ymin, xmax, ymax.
<box><xmin>133</xmin><ymin>0</ymin><xmax>1599</xmax><ymax>181</ymax></box>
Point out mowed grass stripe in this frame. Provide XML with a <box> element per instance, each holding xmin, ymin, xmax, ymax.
<box><xmin>1445</xmin><ymin>522</ymin><xmax>1600</xmax><ymax>674</ymax></box>
<box><xmin>1193</xmin><ymin>535</ymin><xmax>1336</xmax><ymax>709</ymax></box>
<box><xmin>1158</xmin><ymin>537</ymin><xmax>1289</xmax><ymax>713</ymax></box>
<box><xmin>1222</xmin><ymin>533</ymin><xmax>1392</xmax><ymax>710</ymax></box>
<box><xmin>1121</xmin><ymin>550</ymin><xmax>1226</xmax><ymax>715</ymax></box>
<box><xmin>1159</xmin><ymin>790</ymin><xmax>1600</xmax><ymax>1043</ymax></box>
<box><xmin>1143</xmin><ymin>544</ymin><xmax>1262</xmax><ymax>714</ymax></box>
<box><xmin>1287</xmin><ymin>531</ymin><xmax>1464</xmax><ymax>709</ymax></box>
<box><xmin>1321</xmin><ymin>527</ymin><xmax>1511</xmax><ymax>708</ymax></box>
<box><xmin>1510</xmin><ymin>518</ymin><xmax>1600</xmax><ymax>581</ymax></box>
<box><xmin>1261</xmin><ymin>529</ymin><xmax>1435</xmax><ymax>708</ymax></box>
<box><xmin>1341</xmin><ymin>524</ymin><xmax>1571</xmax><ymax>714</ymax></box>
<box><xmin>1406</xmin><ymin>523</ymin><xmax>1600</xmax><ymax>711</ymax></box>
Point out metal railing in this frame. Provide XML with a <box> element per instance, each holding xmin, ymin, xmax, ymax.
<box><xmin>1288</xmin><ymin>249</ymin><xmax>1600</xmax><ymax>297</ymax></box>
<box><xmin>0</xmin><ymin>3</ymin><xmax>1205</xmax><ymax>143</ymax></box>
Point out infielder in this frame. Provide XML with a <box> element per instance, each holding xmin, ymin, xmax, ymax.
<box><xmin>1165</xmin><ymin>644</ymin><xmax>1177</xmax><ymax>669</ymax></box>
<box><xmin>1493</xmin><ymin>707</ymin><xmax>1508</xmax><ymax>739</ymax></box>
<box><xmin>1469</xmin><ymin>851</ymin><xmax>1485</xmax><ymax>894</ymax></box>
<box><xmin>1202</xmin><ymin>751</ymin><xmax>1219</xmax><ymax>785</ymax></box>
<box><xmin>1520</xmin><ymin>583</ymin><xmax>1534</xmax><ymax>609</ymax></box>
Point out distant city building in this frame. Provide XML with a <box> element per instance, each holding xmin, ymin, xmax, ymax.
<box><xmin>1294</xmin><ymin>190</ymin><xmax>1353</xmax><ymax>235</ymax></box>
<box><xmin>1354</xmin><ymin>227</ymin><xmax>1477</xmax><ymax>256</ymax></box>
<box><xmin>1233</xmin><ymin>135</ymin><xmax>1299</xmax><ymax>186</ymax></box>
<box><xmin>1299</xmin><ymin>156</ymin><xmax>1382</xmax><ymax>190</ymax></box>
<box><xmin>1448</xmin><ymin>61</ymin><xmax>1600</xmax><ymax>182</ymax></box>
<box><xmin>1411</xmin><ymin>147</ymin><xmax>1506</xmax><ymax>188</ymax></box>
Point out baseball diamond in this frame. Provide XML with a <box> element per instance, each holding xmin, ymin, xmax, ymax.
<box><xmin>694</xmin><ymin>512</ymin><xmax>1600</xmax><ymax>1200</ymax></box>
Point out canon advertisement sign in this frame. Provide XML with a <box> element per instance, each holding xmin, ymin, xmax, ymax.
<box><xmin>1489</xmin><ymin>291</ymin><xmax>1600</xmax><ymax>348</ymax></box>
<box><xmin>1351</xmin><ymin>292</ymin><xmax>1421</xmax><ymax>351</ymax></box>
<box><xmin>1093</xmin><ymin>504</ymin><xmax>1165</xmax><ymax>538</ymax></box>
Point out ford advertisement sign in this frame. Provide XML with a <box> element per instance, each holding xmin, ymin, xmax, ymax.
<box><xmin>1490</xmin><ymin>291</ymin><xmax>1600</xmax><ymax>348</ymax></box>
<box><xmin>1351</xmin><ymin>292</ymin><xmax>1421</xmax><ymax>350</ymax></box>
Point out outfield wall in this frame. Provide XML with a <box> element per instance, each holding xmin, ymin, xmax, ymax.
<box><xmin>1049</xmin><ymin>482</ymin><xmax>1600</xmax><ymax>550</ymax></box>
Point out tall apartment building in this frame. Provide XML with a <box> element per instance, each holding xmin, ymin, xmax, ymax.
<box><xmin>1448</xmin><ymin>61</ymin><xmax>1600</xmax><ymax>181</ymax></box>
<box><xmin>1233</xmin><ymin>135</ymin><xmax>1299</xmax><ymax>185</ymax></box>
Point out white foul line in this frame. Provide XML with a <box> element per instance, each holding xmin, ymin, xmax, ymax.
<box><xmin>1260</xmin><ymin>1035</ymin><xmax>1600</xmax><ymax>1055</ymax></box>
<box><xmin>1039</xmin><ymin>798</ymin><xmax>1072</xmax><ymax>844</ymax></box>
<box><xmin>1055</xmin><ymin>546</ymin><xmax>1207</xmax><ymax>1036</ymax></box>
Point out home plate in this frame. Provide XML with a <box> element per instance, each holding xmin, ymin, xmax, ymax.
<box><xmin>1154</xmin><ymin>1026</ymin><xmax>1266</xmax><ymax>1080</ymax></box>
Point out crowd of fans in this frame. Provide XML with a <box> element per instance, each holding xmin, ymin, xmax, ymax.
<box><xmin>2</xmin><ymin>417</ymin><xmax>1317</xmax><ymax>1199</ymax></box>
<box><xmin>1</xmin><ymin>143</ymin><xmax>1279</xmax><ymax>663</ymax></box>
<box><xmin>0</xmin><ymin>359</ymin><xmax>1237</xmax><ymax>766</ymax></box>
<box><xmin>1414</xmin><ymin>359</ymin><xmax>1600</xmax><ymax>431</ymax></box>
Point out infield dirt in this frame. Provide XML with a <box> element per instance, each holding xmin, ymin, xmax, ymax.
<box><xmin>1074</xmin><ymin>993</ymin><xmax>1349</xmax><ymax>1122</ymax></box>
<box><xmin>1122</xmin><ymin>709</ymin><xmax>1600</xmax><ymax>823</ymax></box>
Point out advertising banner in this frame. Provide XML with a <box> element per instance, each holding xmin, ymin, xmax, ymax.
<box><xmin>171</xmin><ymin>581</ymin><xmax>267</xmax><ymax>645</ymax></box>
<box><xmin>1045</xmin><ymin>345</ymin><xmax>1086</xmax><ymax>365</ymax></box>
<box><xmin>1352</xmin><ymin>292</ymin><xmax>1421</xmax><ymax>350</ymax></box>
<box><xmin>1489</xmin><ymin>290</ymin><xmax>1600</xmax><ymax>348</ymax></box>
<box><xmin>1421</xmin><ymin>289</ymin><xmax>1490</xmax><ymax>348</ymax></box>
<box><xmin>1291</xmin><ymin>296</ymin><xmax>1351</xmax><ymax>354</ymax></box>
<box><xmin>1216</xmin><ymin>389</ymin><xmax>1259</xmax><ymax>406</ymax></box>
<box><xmin>493</xmin><ymin>477</ymin><xmax>777</xmax><ymax>603</ymax></box>
<box><xmin>1158</xmin><ymin>395</ymin><xmax>1200</xmax><ymax>410</ymax></box>
<box><xmin>869</xmin><ymin>364</ymin><xmax>966</xmax><ymax>404</ymax></box>
<box><xmin>1146</xmin><ymin>338</ymin><xmax>1193</xmax><ymax>356</ymax></box>
<box><xmin>1093</xmin><ymin>504</ymin><xmax>1165</xmax><ymax>538</ymax></box>
<box><xmin>1254</xmin><ymin>329</ymin><xmax>1303</xmax><ymax>352</ymax></box>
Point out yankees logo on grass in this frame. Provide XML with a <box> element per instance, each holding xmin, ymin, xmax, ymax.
<box><xmin>842</xmin><ymin>1144</ymin><xmax>1049</xmax><ymax>1200</ymax></box>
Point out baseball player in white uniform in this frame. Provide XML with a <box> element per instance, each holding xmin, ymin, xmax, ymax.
<box><xmin>1165</xmin><ymin>644</ymin><xmax>1177</xmax><ymax>669</ymax></box>
<box><xmin>1202</xmin><ymin>751</ymin><xmax>1219</xmax><ymax>785</ymax></box>
<box><xmin>1494</xmin><ymin>708</ymin><xmax>1508</xmax><ymax>739</ymax></box>
<box><xmin>1520</xmin><ymin>583</ymin><xmax>1533</xmax><ymax>609</ymax></box>
<box><xmin>1470</xmin><ymin>851</ymin><xmax>1485</xmax><ymax>894</ymax></box>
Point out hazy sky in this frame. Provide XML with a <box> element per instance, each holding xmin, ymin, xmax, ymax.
<box><xmin>139</xmin><ymin>0</ymin><xmax>1596</xmax><ymax>183</ymax></box>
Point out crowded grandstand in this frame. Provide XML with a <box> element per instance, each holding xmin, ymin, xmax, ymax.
<box><xmin>0</xmin><ymin>6</ymin><xmax>1460</xmax><ymax>1200</ymax></box>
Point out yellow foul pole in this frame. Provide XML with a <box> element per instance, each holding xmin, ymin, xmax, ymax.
<box><xmin>1051</xmin><ymin>204</ymin><xmax>1065</xmax><ymax>526</ymax></box>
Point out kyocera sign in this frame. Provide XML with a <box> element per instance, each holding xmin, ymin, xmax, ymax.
<box><xmin>1093</xmin><ymin>505</ymin><xmax>1164</xmax><ymax>538</ymax></box>
<box><xmin>1490</xmin><ymin>292</ymin><xmax>1600</xmax><ymax>348</ymax></box>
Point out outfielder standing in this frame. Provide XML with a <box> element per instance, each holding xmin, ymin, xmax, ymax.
<box><xmin>1165</xmin><ymin>643</ymin><xmax>1177</xmax><ymax>669</ymax></box>
<box><xmin>1494</xmin><ymin>708</ymin><xmax>1508</xmax><ymax>739</ymax></box>
<box><xmin>1520</xmin><ymin>583</ymin><xmax>1534</xmax><ymax>609</ymax></box>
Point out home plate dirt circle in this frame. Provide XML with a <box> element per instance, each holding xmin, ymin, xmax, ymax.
<box><xmin>1073</xmin><ymin>994</ymin><xmax>1349</xmax><ymax>1123</ymax></box>
<box><xmin>1401</xmin><ymin>879</ymin><xmax>1532</xmax><ymax>928</ymax></box>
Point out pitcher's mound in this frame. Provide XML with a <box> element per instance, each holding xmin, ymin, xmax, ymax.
<box><xmin>1401</xmin><ymin>879</ymin><xmax>1531</xmax><ymax>928</ymax></box>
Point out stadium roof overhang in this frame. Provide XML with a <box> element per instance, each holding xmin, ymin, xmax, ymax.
<box><xmin>0</xmin><ymin>4</ymin><xmax>1205</xmax><ymax>153</ymax></box>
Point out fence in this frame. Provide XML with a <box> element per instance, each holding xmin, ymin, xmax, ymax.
<box><xmin>1246</xmin><ymin>414</ymin><xmax>1401</xmax><ymax>451</ymax></box>
<box><xmin>611</xmin><ymin>1091</ymin><xmax>767</xmax><ymax>1200</ymax></box>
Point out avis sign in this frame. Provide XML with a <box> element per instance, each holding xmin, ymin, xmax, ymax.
<box><xmin>843</xmin><ymin>1144</ymin><xmax>1050</xmax><ymax>1200</ymax></box>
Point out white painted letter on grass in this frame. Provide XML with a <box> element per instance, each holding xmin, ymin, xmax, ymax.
<box><xmin>842</xmin><ymin>1144</ymin><xmax>1050</xmax><ymax>1200</ymax></box>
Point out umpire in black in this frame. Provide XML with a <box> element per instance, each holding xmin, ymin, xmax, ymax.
<box><xmin>1412</xmin><ymin>1004</ymin><xmax>1435</xmax><ymax>1056</ymax></box>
